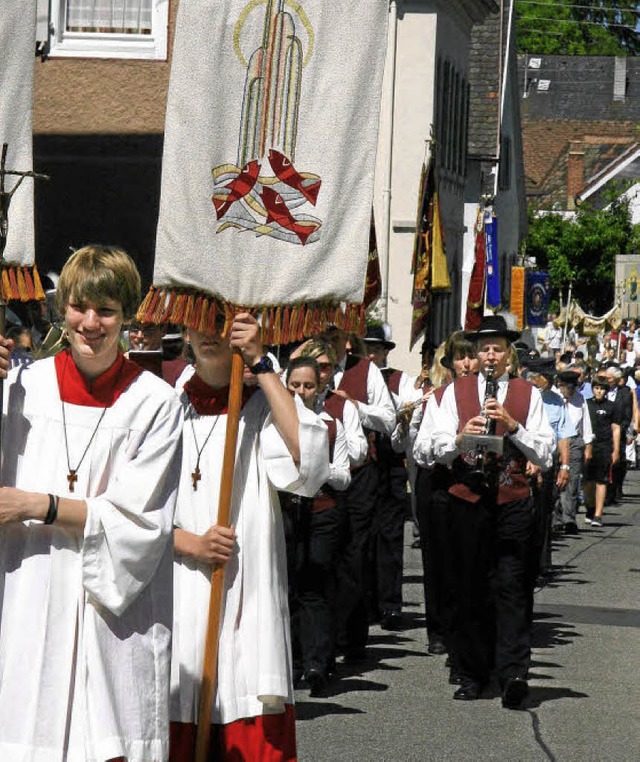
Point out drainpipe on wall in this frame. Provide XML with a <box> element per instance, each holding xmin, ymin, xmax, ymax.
<box><xmin>381</xmin><ymin>0</ymin><xmax>398</xmax><ymax>322</ymax></box>
<box><xmin>493</xmin><ymin>0</ymin><xmax>514</xmax><ymax>198</ymax></box>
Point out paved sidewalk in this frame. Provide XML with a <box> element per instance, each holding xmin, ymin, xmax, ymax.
<box><xmin>295</xmin><ymin>472</ymin><xmax>640</xmax><ymax>761</ymax></box>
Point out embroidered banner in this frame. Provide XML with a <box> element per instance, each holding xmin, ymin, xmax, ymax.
<box><xmin>510</xmin><ymin>266</ymin><xmax>525</xmax><ymax>329</ymax></box>
<box><xmin>464</xmin><ymin>210</ymin><xmax>486</xmax><ymax>330</ymax></box>
<box><xmin>143</xmin><ymin>0</ymin><xmax>389</xmax><ymax>341</ymax></box>
<box><xmin>525</xmin><ymin>270</ymin><xmax>549</xmax><ymax>327</ymax></box>
<box><xmin>484</xmin><ymin>210</ymin><xmax>500</xmax><ymax>311</ymax></box>
<box><xmin>0</xmin><ymin>0</ymin><xmax>44</xmax><ymax>302</ymax></box>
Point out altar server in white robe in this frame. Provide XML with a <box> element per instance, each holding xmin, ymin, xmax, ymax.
<box><xmin>0</xmin><ymin>245</ymin><xmax>183</xmax><ymax>762</ymax></box>
<box><xmin>169</xmin><ymin>313</ymin><xmax>329</xmax><ymax>762</ymax></box>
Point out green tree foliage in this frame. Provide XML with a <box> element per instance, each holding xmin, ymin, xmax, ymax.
<box><xmin>516</xmin><ymin>0</ymin><xmax>640</xmax><ymax>55</ymax></box>
<box><xmin>525</xmin><ymin>197</ymin><xmax>640</xmax><ymax>313</ymax></box>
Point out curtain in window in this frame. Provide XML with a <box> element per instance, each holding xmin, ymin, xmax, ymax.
<box><xmin>66</xmin><ymin>0</ymin><xmax>152</xmax><ymax>34</ymax></box>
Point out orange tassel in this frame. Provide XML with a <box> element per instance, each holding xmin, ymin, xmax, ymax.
<box><xmin>1</xmin><ymin>270</ymin><xmax>10</xmax><ymax>301</ymax></box>
<box><xmin>183</xmin><ymin>295</ymin><xmax>195</xmax><ymax>327</ymax></box>
<box><xmin>281</xmin><ymin>306</ymin><xmax>290</xmax><ymax>345</ymax></box>
<box><xmin>8</xmin><ymin>268</ymin><xmax>19</xmax><ymax>299</ymax></box>
<box><xmin>136</xmin><ymin>287</ymin><xmax>156</xmax><ymax>322</ymax></box>
<box><xmin>17</xmin><ymin>268</ymin><xmax>29</xmax><ymax>301</ymax></box>
<box><xmin>192</xmin><ymin>296</ymin><xmax>203</xmax><ymax>329</ymax></box>
<box><xmin>152</xmin><ymin>290</ymin><xmax>167</xmax><ymax>323</ymax></box>
<box><xmin>24</xmin><ymin>268</ymin><xmax>35</xmax><ymax>300</ymax></box>
<box><xmin>32</xmin><ymin>265</ymin><xmax>45</xmax><ymax>300</ymax></box>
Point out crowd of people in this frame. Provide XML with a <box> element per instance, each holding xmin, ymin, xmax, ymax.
<box><xmin>0</xmin><ymin>245</ymin><xmax>637</xmax><ymax>761</ymax></box>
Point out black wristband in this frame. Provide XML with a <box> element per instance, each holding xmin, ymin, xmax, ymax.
<box><xmin>44</xmin><ymin>494</ymin><xmax>59</xmax><ymax>525</ymax></box>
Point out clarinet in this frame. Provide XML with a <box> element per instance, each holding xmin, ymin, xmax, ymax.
<box><xmin>470</xmin><ymin>365</ymin><xmax>497</xmax><ymax>484</ymax></box>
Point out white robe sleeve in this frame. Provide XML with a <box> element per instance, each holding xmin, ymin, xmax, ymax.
<box><xmin>261</xmin><ymin>395</ymin><xmax>330</xmax><ymax>497</ymax></box>
<box><xmin>82</xmin><ymin>399</ymin><xmax>183</xmax><ymax>616</ymax></box>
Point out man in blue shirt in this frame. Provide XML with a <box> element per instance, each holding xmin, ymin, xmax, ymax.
<box><xmin>525</xmin><ymin>358</ymin><xmax>576</xmax><ymax>577</ymax></box>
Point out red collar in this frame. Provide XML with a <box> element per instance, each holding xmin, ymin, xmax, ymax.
<box><xmin>55</xmin><ymin>349</ymin><xmax>143</xmax><ymax>407</ymax></box>
<box><xmin>184</xmin><ymin>372</ymin><xmax>257</xmax><ymax>416</ymax></box>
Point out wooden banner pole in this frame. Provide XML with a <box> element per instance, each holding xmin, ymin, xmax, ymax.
<box><xmin>195</xmin><ymin>349</ymin><xmax>245</xmax><ymax>762</ymax></box>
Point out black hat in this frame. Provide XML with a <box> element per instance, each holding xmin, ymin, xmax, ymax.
<box><xmin>557</xmin><ymin>370</ymin><xmax>580</xmax><ymax>385</ymax></box>
<box><xmin>363</xmin><ymin>324</ymin><xmax>395</xmax><ymax>350</ymax></box>
<box><xmin>526</xmin><ymin>357</ymin><xmax>557</xmax><ymax>376</ymax></box>
<box><xmin>464</xmin><ymin>315</ymin><xmax>521</xmax><ymax>344</ymax></box>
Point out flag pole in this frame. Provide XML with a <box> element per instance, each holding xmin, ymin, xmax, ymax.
<box><xmin>195</xmin><ymin>349</ymin><xmax>245</xmax><ymax>762</ymax></box>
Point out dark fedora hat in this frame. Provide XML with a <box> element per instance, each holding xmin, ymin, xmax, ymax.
<box><xmin>363</xmin><ymin>323</ymin><xmax>395</xmax><ymax>350</ymax></box>
<box><xmin>557</xmin><ymin>370</ymin><xmax>580</xmax><ymax>385</ymax></box>
<box><xmin>464</xmin><ymin>315</ymin><xmax>521</xmax><ymax>344</ymax></box>
<box><xmin>526</xmin><ymin>357</ymin><xmax>557</xmax><ymax>376</ymax></box>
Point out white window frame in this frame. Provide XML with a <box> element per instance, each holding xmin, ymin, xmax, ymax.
<box><xmin>48</xmin><ymin>0</ymin><xmax>169</xmax><ymax>60</ymax></box>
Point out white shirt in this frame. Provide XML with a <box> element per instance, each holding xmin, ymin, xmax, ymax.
<box><xmin>564</xmin><ymin>391</ymin><xmax>594</xmax><ymax>444</ymax></box>
<box><xmin>413</xmin><ymin>390</ymin><xmax>443</xmax><ymax>468</ymax></box>
<box><xmin>315</xmin><ymin>396</ymin><xmax>367</xmax><ymax>469</ymax></box>
<box><xmin>432</xmin><ymin>373</ymin><xmax>554</xmax><ymax>470</ymax></box>
<box><xmin>333</xmin><ymin>357</ymin><xmax>396</xmax><ymax>435</ymax></box>
<box><xmin>319</xmin><ymin>410</ymin><xmax>351</xmax><ymax>491</ymax></box>
<box><xmin>0</xmin><ymin>357</ymin><xmax>183</xmax><ymax>762</ymax></box>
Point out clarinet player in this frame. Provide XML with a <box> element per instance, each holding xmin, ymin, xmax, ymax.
<box><xmin>431</xmin><ymin>316</ymin><xmax>554</xmax><ymax>709</ymax></box>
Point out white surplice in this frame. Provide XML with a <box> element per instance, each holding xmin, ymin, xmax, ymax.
<box><xmin>0</xmin><ymin>357</ymin><xmax>183</xmax><ymax>762</ymax></box>
<box><xmin>170</xmin><ymin>379</ymin><xmax>329</xmax><ymax>726</ymax></box>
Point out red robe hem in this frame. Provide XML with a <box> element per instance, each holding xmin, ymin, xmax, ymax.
<box><xmin>169</xmin><ymin>705</ymin><xmax>297</xmax><ymax>761</ymax></box>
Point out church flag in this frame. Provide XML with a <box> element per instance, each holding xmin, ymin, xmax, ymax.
<box><xmin>464</xmin><ymin>210</ymin><xmax>486</xmax><ymax>330</ymax></box>
<box><xmin>0</xmin><ymin>0</ymin><xmax>45</xmax><ymax>302</ymax></box>
<box><xmin>510</xmin><ymin>266</ymin><xmax>525</xmax><ymax>329</ymax></box>
<box><xmin>525</xmin><ymin>270</ymin><xmax>549</xmax><ymax>327</ymax></box>
<box><xmin>140</xmin><ymin>0</ymin><xmax>390</xmax><ymax>341</ymax></box>
<box><xmin>410</xmin><ymin>156</ymin><xmax>432</xmax><ymax>349</ymax></box>
<box><xmin>484</xmin><ymin>209</ymin><xmax>500</xmax><ymax>311</ymax></box>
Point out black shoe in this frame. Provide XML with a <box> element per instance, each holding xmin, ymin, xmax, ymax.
<box><xmin>305</xmin><ymin>668</ymin><xmax>327</xmax><ymax>697</ymax></box>
<box><xmin>448</xmin><ymin>668</ymin><xmax>463</xmax><ymax>685</ymax></box>
<box><xmin>411</xmin><ymin>538</ymin><xmax>421</xmax><ymax>549</ymax></box>
<box><xmin>380</xmin><ymin>611</ymin><xmax>403</xmax><ymax>631</ymax></box>
<box><xmin>564</xmin><ymin>521</ymin><xmax>579</xmax><ymax>535</ymax></box>
<box><xmin>427</xmin><ymin>639</ymin><xmax>447</xmax><ymax>655</ymax></box>
<box><xmin>293</xmin><ymin>667</ymin><xmax>305</xmax><ymax>689</ymax></box>
<box><xmin>501</xmin><ymin>677</ymin><xmax>529</xmax><ymax>709</ymax></box>
<box><xmin>453</xmin><ymin>681</ymin><xmax>482</xmax><ymax>701</ymax></box>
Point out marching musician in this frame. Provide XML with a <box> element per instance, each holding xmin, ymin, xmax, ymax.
<box><xmin>431</xmin><ymin>316</ymin><xmax>554</xmax><ymax>709</ymax></box>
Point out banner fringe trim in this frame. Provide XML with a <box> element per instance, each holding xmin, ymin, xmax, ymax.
<box><xmin>136</xmin><ymin>287</ymin><xmax>367</xmax><ymax>344</ymax></box>
<box><xmin>0</xmin><ymin>265</ymin><xmax>46</xmax><ymax>302</ymax></box>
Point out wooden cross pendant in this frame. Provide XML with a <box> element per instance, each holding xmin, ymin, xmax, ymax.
<box><xmin>191</xmin><ymin>467</ymin><xmax>201</xmax><ymax>491</ymax></box>
<box><xmin>67</xmin><ymin>470</ymin><xmax>78</xmax><ymax>492</ymax></box>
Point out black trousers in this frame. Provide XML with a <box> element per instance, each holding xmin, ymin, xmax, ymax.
<box><xmin>282</xmin><ymin>496</ymin><xmax>345</xmax><ymax>675</ymax></box>
<box><xmin>448</xmin><ymin>493</ymin><xmax>535</xmax><ymax>685</ymax></box>
<box><xmin>335</xmin><ymin>463</ymin><xmax>379</xmax><ymax>653</ymax></box>
<box><xmin>370</xmin><ymin>449</ymin><xmax>408</xmax><ymax>616</ymax></box>
<box><xmin>415</xmin><ymin>466</ymin><xmax>454</xmax><ymax>648</ymax></box>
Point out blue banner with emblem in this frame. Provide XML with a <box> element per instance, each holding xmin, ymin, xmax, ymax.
<box><xmin>484</xmin><ymin>210</ymin><xmax>500</xmax><ymax>310</ymax></box>
<box><xmin>525</xmin><ymin>270</ymin><xmax>549</xmax><ymax>327</ymax></box>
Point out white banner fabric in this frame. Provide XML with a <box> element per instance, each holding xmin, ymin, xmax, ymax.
<box><xmin>152</xmin><ymin>0</ymin><xmax>389</xmax><ymax>313</ymax></box>
<box><xmin>0</xmin><ymin>0</ymin><xmax>37</xmax><ymax>268</ymax></box>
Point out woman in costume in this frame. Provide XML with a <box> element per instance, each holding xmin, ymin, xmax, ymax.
<box><xmin>169</xmin><ymin>313</ymin><xmax>329</xmax><ymax>761</ymax></box>
<box><xmin>0</xmin><ymin>244</ymin><xmax>183</xmax><ymax>761</ymax></box>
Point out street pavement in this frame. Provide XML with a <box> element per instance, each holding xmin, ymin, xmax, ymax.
<box><xmin>295</xmin><ymin>472</ymin><xmax>640</xmax><ymax>761</ymax></box>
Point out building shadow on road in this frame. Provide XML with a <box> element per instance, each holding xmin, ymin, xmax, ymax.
<box><xmin>531</xmin><ymin>611</ymin><xmax>582</xmax><ymax>649</ymax></box>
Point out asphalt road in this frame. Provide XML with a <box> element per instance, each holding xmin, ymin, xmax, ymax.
<box><xmin>295</xmin><ymin>472</ymin><xmax>640</xmax><ymax>761</ymax></box>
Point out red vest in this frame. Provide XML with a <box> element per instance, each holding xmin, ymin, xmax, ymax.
<box><xmin>449</xmin><ymin>374</ymin><xmax>532</xmax><ymax>505</ymax></box>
